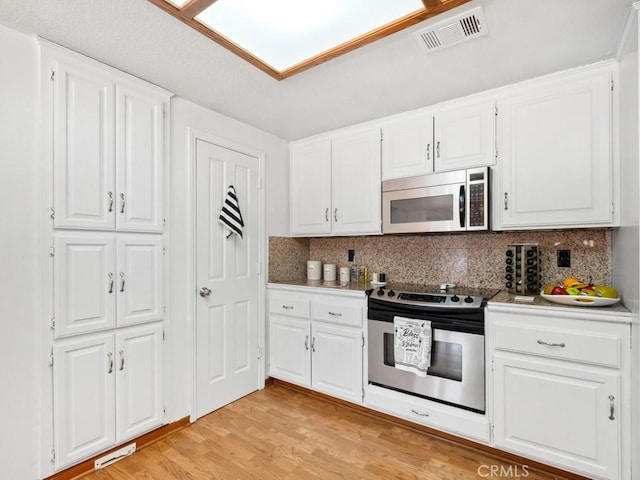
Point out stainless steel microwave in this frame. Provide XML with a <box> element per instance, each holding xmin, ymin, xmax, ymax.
<box><xmin>382</xmin><ymin>167</ymin><xmax>489</xmax><ymax>234</ymax></box>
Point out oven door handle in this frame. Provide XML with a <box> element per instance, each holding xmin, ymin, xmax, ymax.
<box><xmin>459</xmin><ymin>185</ymin><xmax>466</xmax><ymax>229</ymax></box>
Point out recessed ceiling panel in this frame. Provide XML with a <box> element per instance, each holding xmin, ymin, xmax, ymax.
<box><xmin>196</xmin><ymin>0</ymin><xmax>424</xmax><ymax>71</ymax></box>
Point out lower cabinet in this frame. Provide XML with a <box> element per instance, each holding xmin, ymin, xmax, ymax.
<box><xmin>488</xmin><ymin>305</ymin><xmax>631</xmax><ymax>480</ymax></box>
<box><xmin>53</xmin><ymin>322</ymin><xmax>163</xmax><ymax>469</ymax></box>
<box><xmin>268</xmin><ymin>287</ymin><xmax>364</xmax><ymax>404</ymax></box>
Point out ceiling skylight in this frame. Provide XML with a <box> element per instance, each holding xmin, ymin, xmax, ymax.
<box><xmin>196</xmin><ymin>0</ymin><xmax>424</xmax><ymax>71</ymax></box>
<box><xmin>148</xmin><ymin>0</ymin><xmax>473</xmax><ymax>79</ymax></box>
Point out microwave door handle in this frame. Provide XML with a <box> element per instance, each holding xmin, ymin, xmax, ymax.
<box><xmin>459</xmin><ymin>185</ymin><xmax>466</xmax><ymax>229</ymax></box>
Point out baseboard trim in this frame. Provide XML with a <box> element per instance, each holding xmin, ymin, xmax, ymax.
<box><xmin>44</xmin><ymin>416</ymin><xmax>190</xmax><ymax>480</ymax></box>
<box><xmin>271</xmin><ymin>379</ymin><xmax>589</xmax><ymax>480</ymax></box>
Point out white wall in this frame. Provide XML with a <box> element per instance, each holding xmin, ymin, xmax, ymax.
<box><xmin>612</xmin><ymin>5</ymin><xmax>640</xmax><ymax>478</ymax></box>
<box><xmin>0</xmin><ymin>25</ymin><xmax>40</xmax><ymax>479</ymax></box>
<box><xmin>167</xmin><ymin>98</ymin><xmax>288</xmax><ymax>420</ymax></box>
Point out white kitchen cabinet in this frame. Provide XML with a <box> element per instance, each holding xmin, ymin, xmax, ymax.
<box><xmin>53</xmin><ymin>323</ymin><xmax>163</xmax><ymax>470</ymax></box>
<box><xmin>50</xmin><ymin>45</ymin><xmax>168</xmax><ymax>233</ymax></box>
<box><xmin>381</xmin><ymin>111</ymin><xmax>434</xmax><ymax>180</ymax></box>
<box><xmin>267</xmin><ymin>287</ymin><xmax>365</xmax><ymax>404</ymax></box>
<box><xmin>494</xmin><ymin>63</ymin><xmax>615</xmax><ymax>229</ymax></box>
<box><xmin>381</xmin><ymin>98</ymin><xmax>495</xmax><ymax>180</ymax></box>
<box><xmin>433</xmin><ymin>98</ymin><xmax>496</xmax><ymax>173</ymax></box>
<box><xmin>53</xmin><ymin>332</ymin><xmax>115</xmax><ymax>470</ymax></box>
<box><xmin>487</xmin><ymin>304</ymin><xmax>631</xmax><ymax>480</ymax></box>
<box><xmin>54</xmin><ymin>233</ymin><xmax>164</xmax><ymax>338</ymax></box>
<box><xmin>290</xmin><ymin>127</ymin><xmax>381</xmax><ymax>236</ymax></box>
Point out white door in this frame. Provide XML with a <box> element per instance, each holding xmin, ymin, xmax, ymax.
<box><xmin>290</xmin><ymin>137</ymin><xmax>332</xmax><ymax>235</ymax></box>
<box><xmin>434</xmin><ymin>99</ymin><xmax>496</xmax><ymax>172</ymax></box>
<box><xmin>53</xmin><ymin>332</ymin><xmax>115</xmax><ymax>469</ymax></box>
<box><xmin>54</xmin><ymin>233</ymin><xmax>116</xmax><ymax>338</ymax></box>
<box><xmin>311</xmin><ymin>323</ymin><xmax>363</xmax><ymax>404</ymax></box>
<box><xmin>53</xmin><ymin>57</ymin><xmax>115</xmax><ymax>230</ymax></box>
<box><xmin>115</xmin><ymin>84</ymin><xmax>164</xmax><ymax>233</ymax></box>
<box><xmin>116</xmin><ymin>234</ymin><xmax>164</xmax><ymax>327</ymax></box>
<box><xmin>268</xmin><ymin>316</ymin><xmax>311</xmax><ymax>387</ymax></box>
<box><xmin>331</xmin><ymin>128</ymin><xmax>382</xmax><ymax>235</ymax></box>
<box><xmin>115</xmin><ymin>323</ymin><xmax>163</xmax><ymax>442</ymax></box>
<box><xmin>195</xmin><ymin>139</ymin><xmax>260</xmax><ymax>418</ymax></box>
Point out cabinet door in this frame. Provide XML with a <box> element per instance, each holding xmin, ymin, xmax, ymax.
<box><xmin>381</xmin><ymin>113</ymin><xmax>434</xmax><ymax>180</ymax></box>
<box><xmin>116</xmin><ymin>235</ymin><xmax>164</xmax><ymax>327</ymax></box>
<box><xmin>290</xmin><ymin>137</ymin><xmax>332</xmax><ymax>236</ymax></box>
<box><xmin>331</xmin><ymin>128</ymin><xmax>382</xmax><ymax>235</ymax></box>
<box><xmin>434</xmin><ymin>99</ymin><xmax>496</xmax><ymax>172</ymax></box>
<box><xmin>311</xmin><ymin>323</ymin><xmax>363</xmax><ymax>404</ymax></box>
<box><xmin>53</xmin><ymin>333</ymin><xmax>116</xmax><ymax>469</ymax></box>
<box><xmin>268</xmin><ymin>316</ymin><xmax>311</xmax><ymax>387</ymax></box>
<box><xmin>493</xmin><ymin>354</ymin><xmax>620</xmax><ymax>480</ymax></box>
<box><xmin>53</xmin><ymin>57</ymin><xmax>116</xmax><ymax>230</ymax></box>
<box><xmin>497</xmin><ymin>68</ymin><xmax>613</xmax><ymax>228</ymax></box>
<box><xmin>115</xmin><ymin>323</ymin><xmax>163</xmax><ymax>442</ymax></box>
<box><xmin>116</xmin><ymin>84</ymin><xmax>165</xmax><ymax>232</ymax></box>
<box><xmin>54</xmin><ymin>234</ymin><xmax>116</xmax><ymax>338</ymax></box>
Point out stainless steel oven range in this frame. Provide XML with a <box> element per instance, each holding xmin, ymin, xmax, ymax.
<box><xmin>367</xmin><ymin>285</ymin><xmax>496</xmax><ymax>414</ymax></box>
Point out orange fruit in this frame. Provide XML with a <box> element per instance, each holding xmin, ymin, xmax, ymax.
<box><xmin>563</xmin><ymin>277</ymin><xmax>581</xmax><ymax>288</ymax></box>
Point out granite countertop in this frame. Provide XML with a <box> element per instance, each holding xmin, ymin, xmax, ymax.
<box><xmin>267</xmin><ymin>279</ymin><xmax>371</xmax><ymax>294</ymax></box>
<box><xmin>489</xmin><ymin>290</ymin><xmax>631</xmax><ymax>315</ymax></box>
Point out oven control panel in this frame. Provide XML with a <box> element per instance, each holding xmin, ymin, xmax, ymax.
<box><xmin>370</xmin><ymin>287</ymin><xmax>485</xmax><ymax>308</ymax></box>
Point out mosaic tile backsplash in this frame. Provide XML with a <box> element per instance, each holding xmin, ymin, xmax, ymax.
<box><xmin>268</xmin><ymin>229</ymin><xmax>612</xmax><ymax>289</ymax></box>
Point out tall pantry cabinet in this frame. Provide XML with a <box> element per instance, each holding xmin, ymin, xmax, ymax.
<box><xmin>40</xmin><ymin>40</ymin><xmax>172</xmax><ymax>472</ymax></box>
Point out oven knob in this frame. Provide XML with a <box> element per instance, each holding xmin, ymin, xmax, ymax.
<box><xmin>377</xmin><ymin>288</ymin><xmax>385</xmax><ymax>296</ymax></box>
<box><xmin>464</xmin><ymin>296</ymin><xmax>474</xmax><ymax>303</ymax></box>
<box><xmin>365</xmin><ymin>289</ymin><xmax>374</xmax><ymax>297</ymax></box>
<box><xmin>451</xmin><ymin>295</ymin><xmax>460</xmax><ymax>302</ymax></box>
<box><xmin>387</xmin><ymin>290</ymin><xmax>395</xmax><ymax>297</ymax></box>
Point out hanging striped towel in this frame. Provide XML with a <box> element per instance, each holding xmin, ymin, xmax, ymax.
<box><xmin>218</xmin><ymin>185</ymin><xmax>244</xmax><ymax>239</ymax></box>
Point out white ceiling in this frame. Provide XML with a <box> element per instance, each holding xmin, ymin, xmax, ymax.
<box><xmin>0</xmin><ymin>0</ymin><xmax>632</xmax><ymax>141</ymax></box>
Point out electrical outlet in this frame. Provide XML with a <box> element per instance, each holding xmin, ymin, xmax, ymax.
<box><xmin>557</xmin><ymin>250</ymin><xmax>570</xmax><ymax>268</ymax></box>
<box><xmin>348</xmin><ymin>249</ymin><xmax>355</xmax><ymax>262</ymax></box>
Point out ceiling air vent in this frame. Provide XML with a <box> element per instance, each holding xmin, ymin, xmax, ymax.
<box><xmin>413</xmin><ymin>6</ymin><xmax>488</xmax><ymax>54</ymax></box>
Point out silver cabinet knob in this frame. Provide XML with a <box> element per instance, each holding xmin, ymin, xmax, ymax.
<box><xmin>200</xmin><ymin>287</ymin><xmax>212</xmax><ymax>297</ymax></box>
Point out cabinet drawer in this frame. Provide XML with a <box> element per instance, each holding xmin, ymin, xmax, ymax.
<box><xmin>311</xmin><ymin>299</ymin><xmax>362</xmax><ymax>327</ymax></box>
<box><xmin>269</xmin><ymin>296</ymin><xmax>310</xmax><ymax>319</ymax></box>
<box><xmin>493</xmin><ymin>323</ymin><xmax>621</xmax><ymax>368</ymax></box>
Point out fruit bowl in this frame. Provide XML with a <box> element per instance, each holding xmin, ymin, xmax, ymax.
<box><xmin>540</xmin><ymin>292</ymin><xmax>621</xmax><ymax>307</ymax></box>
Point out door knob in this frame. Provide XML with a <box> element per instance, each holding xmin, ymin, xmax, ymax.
<box><xmin>199</xmin><ymin>287</ymin><xmax>212</xmax><ymax>297</ymax></box>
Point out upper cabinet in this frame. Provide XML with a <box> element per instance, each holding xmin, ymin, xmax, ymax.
<box><xmin>290</xmin><ymin>127</ymin><xmax>381</xmax><ymax>236</ymax></box>
<box><xmin>381</xmin><ymin>98</ymin><xmax>496</xmax><ymax>180</ymax></box>
<box><xmin>50</xmin><ymin>47</ymin><xmax>169</xmax><ymax>233</ymax></box>
<box><xmin>493</xmin><ymin>62</ymin><xmax>616</xmax><ymax>230</ymax></box>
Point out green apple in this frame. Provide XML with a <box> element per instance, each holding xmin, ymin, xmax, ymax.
<box><xmin>566</xmin><ymin>287</ymin><xmax>581</xmax><ymax>295</ymax></box>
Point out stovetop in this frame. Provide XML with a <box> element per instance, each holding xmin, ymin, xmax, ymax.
<box><xmin>367</xmin><ymin>283</ymin><xmax>500</xmax><ymax>309</ymax></box>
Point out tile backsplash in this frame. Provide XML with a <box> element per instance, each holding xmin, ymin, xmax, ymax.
<box><xmin>269</xmin><ymin>229</ymin><xmax>613</xmax><ymax>289</ymax></box>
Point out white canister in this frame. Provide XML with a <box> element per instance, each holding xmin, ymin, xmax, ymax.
<box><xmin>323</xmin><ymin>263</ymin><xmax>337</xmax><ymax>282</ymax></box>
<box><xmin>339</xmin><ymin>267</ymin><xmax>350</xmax><ymax>285</ymax></box>
<box><xmin>307</xmin><ymin>260</ymin><xmax>322</xmax><ymax>281</ymax></box>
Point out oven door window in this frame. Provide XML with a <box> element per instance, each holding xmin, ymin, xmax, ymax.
<box><xmin>383</xmin><ymin>333</ymin><xmax>462</xmax><ymax>382</ymax></box>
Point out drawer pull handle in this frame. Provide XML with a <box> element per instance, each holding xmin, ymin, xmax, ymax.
<box><xmin>411</xmin><ymin>409</ymin><xmax>429</xmax><ymax>417</ymax></box>
<box><xmin>304</xmin><ymin>335</ymin><xmax>309</xmax><ymax>351</ymax></box>
<box><xmin>282</xmin><ymin>305</ymin><xmax>294</xmax><ymax>310</ymax></box>
<box><xmin>311</xmin><ymin>337</ymin><xmax>316</xmax><ymax>352</ymax></box>
<box><xmin>328</xmin><ymin>311</ymin><xmax>342</xmax><ymax>317</ymax></box>
<box><xmin>608</xmin><ymin>395</ymin><xmax>615</xmax><ymax>420</ymax></box>
<box><xmin>537</xmin><ymin>339</ymin><xmax>565</xmax><ymax>348</ymax></box>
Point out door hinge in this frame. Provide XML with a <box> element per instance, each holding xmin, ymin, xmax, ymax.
<box><xmin>257</xmin><ymin>346</ymin><xmax>262</xmax><ymax>360</ymax></box>
<box><xmin>380</xmin><ymin>129</ymin><xmax>383</xmax><ymax>141</ymax></box>
<box><xmin>495</xmin><ymin>147</ymin><xmax>498</xmax><ymax>160</ymax></box>
<box><xmin>50</xmin><ymin>448</ymin><xmax>55</xmax><ymax>463</ymax></box>
<box><xmin>163</xmin><ymin>330</ymin><xmax>166</xmax><ymax>341</ymax></box>
<box><xmin>162</xmin><ymin>247</ymin><xmax>166</xmax><ymax>256</ymax></box>
<box><xmin>50</xmin><ymin>70</ymin><xmax>55</xmax><ymax>81</ymax></box>
<box><xmin>362</xmin><ymin>335</ymin><xmax>365</xmax><ymax>347</ymax></box>
<box><xmin>49</xmin><ymin>245</ymin><xmax>55</xmax><ymax>257</ymax></box>
<box><xmin>495</xmin><ymin>106</ymin><xmax>498</xmax><ymax>116</ymax></box>
<box><xmin>490</xmin><ymin>424</ymin><xmax>495</xmax><ymax>439</ymax></box>
<box><xmin>491</xmin><ymin>360</ymin><xmax>494</xmax><ymax>372</ymax></box>
<box><xmin>163</xmin><ymin>305</ymin><xmax>166</xmax><ymax>313</ymax></box>
<box><xmin>49</xmin><ymin>348</ymin><xmax>54</xmax><ymax>367</ymax></box>
<box><xmin>362</xmin><ymin>388</ymin><xmax>365</xmax><ymax>402</ymax></box>
<box><xmin>611</xmin><ymin>79</ymin><xmax>614</xmax><ymax>92</ymax></box>
<box><xmin>50</xmin><ymin>317</ymin><xmax>55</xmax><ymax>330</ymax></box>
<box><xmin>50</xmin><ymin>207</ymin><xmax>55</xmax><ymax>220</ymax></box>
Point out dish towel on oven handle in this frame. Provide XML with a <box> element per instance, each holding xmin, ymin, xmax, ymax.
<box><xmin>218</xmin><ymin>185</ymin><xmax>244</xmax><ymax>239</ymax></box>
<box><xmin>394</xmin><ymin>316</ymin><xmax>432</xmax><ymax>377</ymax></box>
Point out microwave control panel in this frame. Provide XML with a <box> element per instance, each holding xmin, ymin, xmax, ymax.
<box><xmin>468</xmin><ymin>183</ymin><xmax>485</xmax><ymax>227</ymax></box>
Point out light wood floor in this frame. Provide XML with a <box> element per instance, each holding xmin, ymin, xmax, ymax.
<box><xmin>81</xmin><ymin>384</ymin><xmax>574</xmax><ymax>480</ymax></box>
